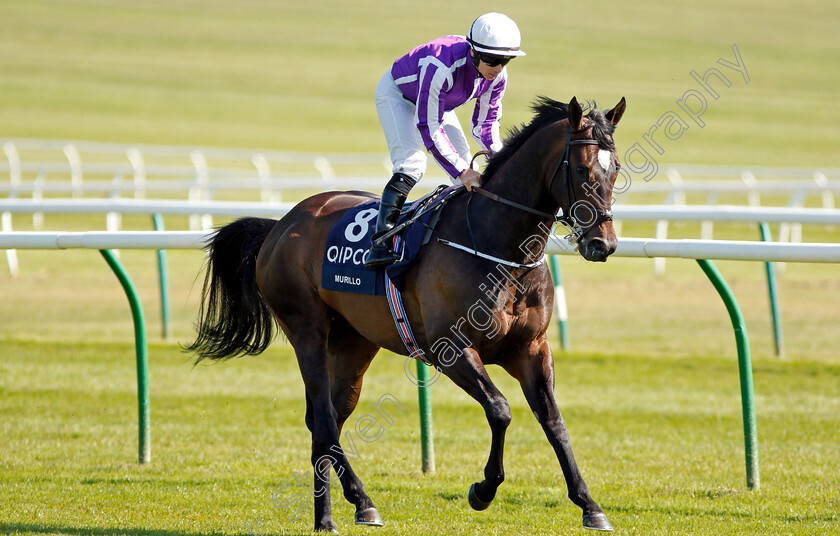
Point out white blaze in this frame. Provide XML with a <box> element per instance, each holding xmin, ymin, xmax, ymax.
<box><xmin>597</xmin><ymin>149</ymin><xmax>611</xmax><ymax>172</ymax></box>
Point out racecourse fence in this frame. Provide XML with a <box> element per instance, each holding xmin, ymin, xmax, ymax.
<box><xmin>4</xmin><ymin>138</ymin><xmax>838</xmax><ymax>278</ymax></box>
<box><xmin>3</xmin><ymin>198</ymin><xmax>839</xmax><ymax>356</ymax></box>
<box><xmin>3</xmin><ymin>229</ymin><xmax>840</xmax><ymax>489</ymax></box>
<box><xmin>4</xmin><ymin>139</ymin><xmax>839</xmax><ymax>213</ymax></box>
<box><xmin>4</xmin><ymin>139</ymin><xmax>839</xmax><ymax>275</ymax></box>
<box><xmin>4</xmin><ymin>140</ymin><xmax>840</xmax><ymax>489</ymax></box>
<box><xmin>1</xmin><ymin>139</ymin><xmax>395</xmax><ymax>206</ymax></box>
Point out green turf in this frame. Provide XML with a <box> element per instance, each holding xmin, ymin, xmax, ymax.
<box><xmin>2</xmin><ymin>339</ymin><xmax>839</xmax><ymax>535</ymax></box>
<box><xmin>2</xmin><ymin>1</ymin><xmax>840</xmax><ymax>534</ymax></box>
<box><xmin>1</xmin><ymin>211</ymin><xmax>839</xmax><ymax>534</ymax></box>
<box><xmin>1</xmin><ymin>0</ymin><xmax>839</xmax><ymax>167</ymax></box>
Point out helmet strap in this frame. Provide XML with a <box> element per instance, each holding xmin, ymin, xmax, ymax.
<box><xmin>469</xmin><ymin>48</ymin><xmax>485</xmax><ymax>78</ymax></box>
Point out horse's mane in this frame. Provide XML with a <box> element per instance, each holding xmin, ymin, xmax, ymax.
<box><xmin>482</xmin><ymin>96</ymin><xmax>616</xmax><ymax>182</ymax></box>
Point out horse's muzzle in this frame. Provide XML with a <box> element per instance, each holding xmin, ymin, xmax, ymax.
<box><xmin>580</xmin><ymin>236</ymin><xmax>616</xmax><ymax>262</ymax></box>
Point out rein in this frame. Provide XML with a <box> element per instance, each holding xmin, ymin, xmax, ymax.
<box><xmin>475</xmin><ymin>124</ymin><xmax>611</xmax><ymax>238</ymax></box>
<box><xmin>473</xmin><ymin>187</ymin><xmax>558</xmax><ymax>220</ymax></box>
<box><xmin>438</xmin><ymin>123</ymin><xmax>613</xmax><ymax>268</ymax></box>
<box><xmin>468</xmin><ymin>149</ymin><xmax>558</xmax><ymax>222</ymax></box>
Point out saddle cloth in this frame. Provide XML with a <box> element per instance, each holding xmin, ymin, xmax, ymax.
<box><xmin>321</xmin><ymin>185</ymin><xmax>460</xmax><ymax>295</ymax></box>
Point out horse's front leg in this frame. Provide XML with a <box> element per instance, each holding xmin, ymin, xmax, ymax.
<box><xmin>440</xmin><ymin>347</ymin><xmax>512</xmax><ymax>510</ymax></box>
<box><xmin>504</xmin><ymin>339</ymin><xmax>613</xmax><ymax>531</ymax></box>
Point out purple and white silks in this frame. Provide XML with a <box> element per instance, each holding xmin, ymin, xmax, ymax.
<box><xmin>380</xmin><ymin>35</ymin><xmax>506</xmax><ymax>180</ymax></box>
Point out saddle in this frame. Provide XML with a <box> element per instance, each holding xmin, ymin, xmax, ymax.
<box><xmin>322</xmin><ymin>185</ymin><xmax>462</xmax><ymax>296</ymax></box>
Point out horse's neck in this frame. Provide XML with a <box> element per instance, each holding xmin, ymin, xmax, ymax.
<box><xmin>474</xmin><ymin>140</ymin><xmax>559</xmax><ymax>262</ymax></box>
<box><xmin>487</xmin><ymin>131</ymin><xmax>559</xmax><ymax>212</ymax></box>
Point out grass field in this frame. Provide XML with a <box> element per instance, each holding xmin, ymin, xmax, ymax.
<box><xmin>1</xmin><ymin>215</ymin><xmax>838</xmax><ymax>535</ymax></box>
<box><xmin>2</xmin><ymin>1</ymin><xmax>840</xmax><ymax>535</ymax></box>
<box><xmin>2</xmin><ymin>326</ymin><xmax>839</xmax><ymax>535</ymax></box>
<box><xmin>2</xmin><ymin>0</ymin><xmax>839</xmax><ymax>166</ymax></box>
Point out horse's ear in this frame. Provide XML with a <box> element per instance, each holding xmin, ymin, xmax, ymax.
<box><xmin>605</xmin><ymin>97</ymin><xmax>627</xmax><ymax>126</ymax></box>
<box><xmin>569</xmin><ymin>97</ymin><xmax>583</xmax><ymax>130</ymax></box>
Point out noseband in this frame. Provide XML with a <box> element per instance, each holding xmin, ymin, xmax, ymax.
<box><xmin>547</xmin><ymin>125</ymin><xmax>614</xmax><ymax>241</ymax></box>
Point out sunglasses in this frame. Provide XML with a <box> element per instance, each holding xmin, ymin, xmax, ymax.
<box><xmin>476</xmin><ymin>52</ymin><xmax>512</xmax><ymax>67</ymax></box>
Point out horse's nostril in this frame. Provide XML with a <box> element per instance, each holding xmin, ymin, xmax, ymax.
<box><xmin>585</xmin><ymin>238</ymin><xmax>612</xmax><ymax>262</ymax></box>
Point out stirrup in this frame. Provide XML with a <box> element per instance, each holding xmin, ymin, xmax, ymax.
<box><xmin>364</xmin><ymin>243</ymin><xmax>399</xmax><ymax>269</ymax></box>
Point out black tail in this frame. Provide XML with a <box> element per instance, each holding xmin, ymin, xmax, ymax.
<box><xmin>184</xmin><ymin>217</ymin><xmax>278</xmax><ymax>362</ymax></box>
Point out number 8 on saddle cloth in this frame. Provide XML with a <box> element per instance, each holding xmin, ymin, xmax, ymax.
<box><xmin>321</xmin><ymin>185</ymin><xmax>458</xmax><ymax>296</ymax></box>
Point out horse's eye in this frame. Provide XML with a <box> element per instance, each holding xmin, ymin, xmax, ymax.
<box><xmin>575</xmin><ymin>165</ymin><xmax>588</xmax><ymax>175</ymax></box>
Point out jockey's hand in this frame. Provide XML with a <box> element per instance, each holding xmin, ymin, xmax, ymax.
<box><xmin>459</xmin><ymin>168</ymin><xmax>482</xmax><ymax>191</ymax></box>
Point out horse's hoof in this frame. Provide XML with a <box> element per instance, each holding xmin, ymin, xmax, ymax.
<box><xmin>354</xmin><ymin>507</ymin><xmax>384</xmax><ymax>526</ymax></box>
<box><xmin>582</xmin><ymin>512</ymin><xmax>614</xmax><ymax>531</ymax></box>
<box><xmin>467</xmin><ymin>483</ymin><xmax>493</xmax><ymax>511</ymax></box>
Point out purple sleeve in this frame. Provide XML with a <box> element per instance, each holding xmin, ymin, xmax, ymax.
<box><xmin>471</xmin><ymin>73</ymin><xmax>506</xmax><ymax>152</ymax></box>
<box><xmin>415</xmin><ymin>59</ymin><xmax>470</xmax><ymax>179</ymax></box>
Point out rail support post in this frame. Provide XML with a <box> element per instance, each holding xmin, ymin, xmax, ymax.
<box><xmin>152</xmin><ymin>214</ymin><xmax>172</xmax><ymax>340</ymax></box>
<box><xmin>759</xmin><ymin>222</ymin><xmax>785</xmax><ymax>357</ymax></box>
<box><xmin>416</xmin><ymin>362</ymin><xmax>436</xmax><ymax>474</ymax></box>
<box><xmin>549</xmin><ymin>255</ymin><xmax>570</xmax><ymax>350</ymax></box>
<box><xmin>696</xmin><ymin>259</ymin><xmax>759</xmax><ymax>490</ymax></box>
<box><xmin>100</xmin><ymin>249</ymin><xmax>150</xmax><ymax>464</ymax></box>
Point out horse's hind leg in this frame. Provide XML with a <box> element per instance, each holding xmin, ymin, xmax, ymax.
<box><xmin>502</xmin><ymin>338</ymin><xmax>613</xmax><ymax>531</ymax></box>
<box><xmin>327</xmin><ymin>314</ymin><xmax>383</xmax><ymax>526</ymax></box>
<box><xmin>292</xmin><ymin>329</ymin><xmax>343</xmax><ymax>532</ymax></box>
<box><xmin>269</xmin><ymin>300</ymin><xmax>378</xmax><ymax>532</ymax></box>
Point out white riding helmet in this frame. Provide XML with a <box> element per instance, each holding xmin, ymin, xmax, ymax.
<box><xmin>467</xmin><ymin>12</ymin><xmax>526</xmax><ymax>57</ymax></box>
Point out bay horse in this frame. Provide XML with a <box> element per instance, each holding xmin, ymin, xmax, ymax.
<box><xmin>186</xmin><ymin>96</ymin><xmax>626</xmax><ymax>532</ymax></box>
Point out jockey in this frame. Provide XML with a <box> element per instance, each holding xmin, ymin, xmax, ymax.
<box><xmin>364</xmin><ymin>12</ymin><xmax>526</xmax><ymax>269</ymax></box>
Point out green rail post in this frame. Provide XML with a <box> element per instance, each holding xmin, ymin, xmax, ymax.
<box><xmin>152</xmin><ymin>214</ymin><xmax>172</xmax><ymax>340</ymax></box>
<box><xmin>759</xmin><ymin>222</ymin><xmax>784</xmax><ymax>357</ymax></box>
<box><xmin>696</xmin><ymin>259</ymin><xmax>759</xmax><ymax>490</ymax></box>
<box><xmin>100</xmin><ymin>249</ymin><xmax>151</xmax><ymax>465</ymax></box>
<box><xmin>548</xmin><ymin>255</ymin><xmax>570</xmax><ymax>350</ymax></box>
<box><xmin>416</xmin><ymin>361</ymin><xmax>435</xmax><ymax>474</ymax></box>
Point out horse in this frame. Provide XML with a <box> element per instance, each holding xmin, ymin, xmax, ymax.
<box><xmin>186</xmin><ymin>95</ymin><xmax>626</xmax><ymax>532</ymax></box>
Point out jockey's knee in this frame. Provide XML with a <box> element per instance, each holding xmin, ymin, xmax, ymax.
<box><xmin>386</xmin><ymin>172</ymin><xmax>417</xmax><ymax>196</ymax></box>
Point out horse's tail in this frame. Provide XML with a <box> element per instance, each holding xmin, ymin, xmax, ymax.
<box><xmin>184</xmin><ymin>217</ymin><xmax>278</xmax><ymax>363</ymax></box>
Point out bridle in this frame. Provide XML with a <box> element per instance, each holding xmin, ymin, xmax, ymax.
<box><xmin>441</xmin><ymin>123</ymin><xmax>615</xmax><ymax>269</ymax></box>
<box><xmin>547</xmin><ymin>124</ymin><xmax>614</xmax><ymax>240</ymax></box>
<box><xmin>471</xmin><ymin>122</ymin><xmax>614</xmax><ymax>241</ymax></box>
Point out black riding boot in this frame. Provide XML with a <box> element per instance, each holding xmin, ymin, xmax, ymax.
<box><xmin>364</xmin><ymin>173</ymin><xmax>415</xmax><ymax>269</ymax></box>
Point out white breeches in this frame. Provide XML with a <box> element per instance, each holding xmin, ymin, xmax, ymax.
<box><xmin>374</xmin><ymin>70</ymin><xmax>470</xmax><ymax>183</ymax></box>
